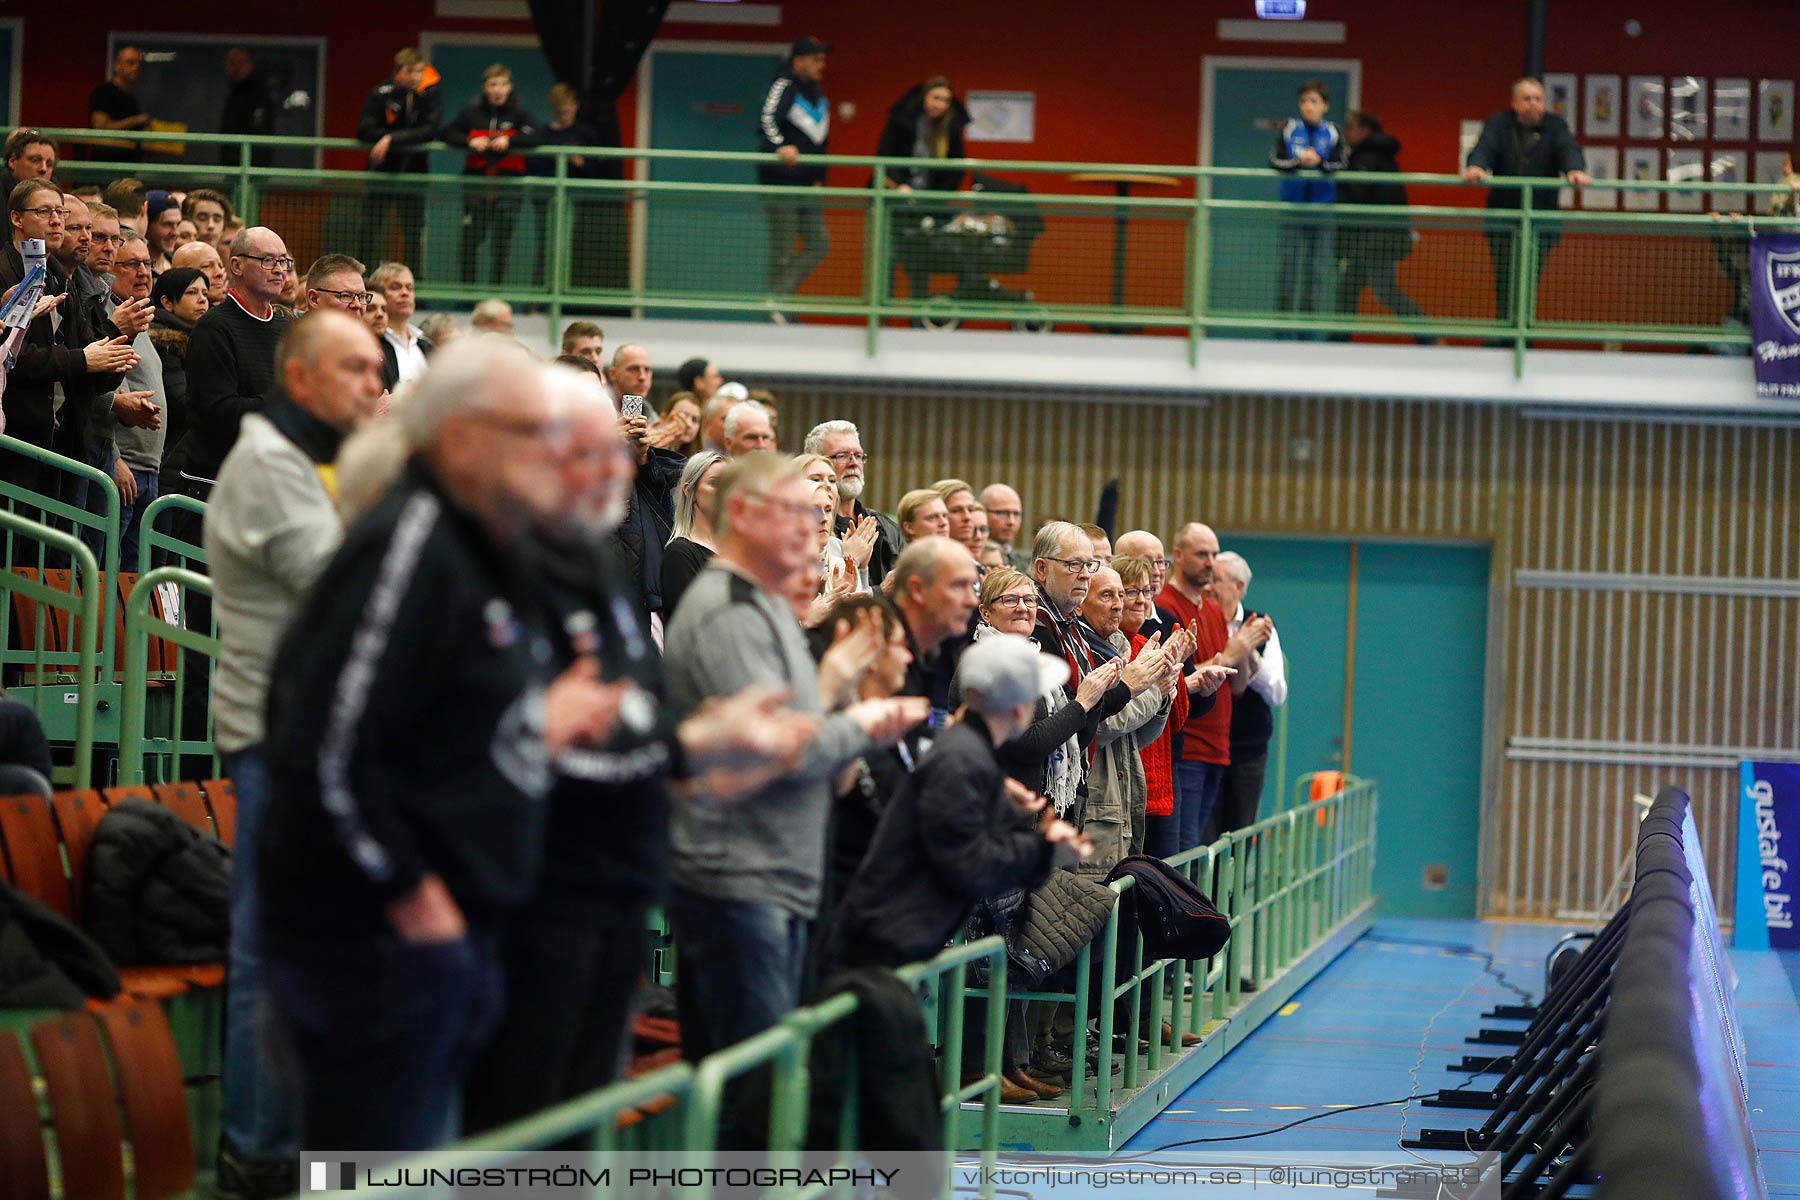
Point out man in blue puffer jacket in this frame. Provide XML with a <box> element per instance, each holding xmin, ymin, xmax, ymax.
<box><xmin>1269</xmin><ymin>80</ymin><xmax>1345</xmax><ymax>339</ymax></box>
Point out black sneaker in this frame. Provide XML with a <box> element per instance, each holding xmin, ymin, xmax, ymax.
<box><xmin>215</xmin><ymin>1142</ymin><xmax>297</xmax><ymax>1200</ymax></box>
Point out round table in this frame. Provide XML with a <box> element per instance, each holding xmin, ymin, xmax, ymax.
<box><xmin>1069</xmin><ymin>171</ymin><xmax>1183</xmax><ymax>324</ymax></box>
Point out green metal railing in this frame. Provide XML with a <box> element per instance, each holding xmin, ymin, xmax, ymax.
<box><xmin>957</xmin><ymin>775</ymin><xmax>1378</xmax><ymax>1151</ymax></box>
<box><xmin>0</xmin><ymin>510</ymin><xmax>100</xmax><ymax>787</ymax></box>
<box><xmin>355</xmin><ymin>936</ymin><xmax>1010</xmax><ymax>1200</ymax></box>
<box><xmin>137</xmin><ymin>493</ymin><xmax>207</xmax><ymax>577</ymax></box>
<box><xmin>0</xmin><ymin>433</ymin><xmax>121</xmax><ymax>673</ymax></box>
<box><xmin>116</xmin><ymin>566</ymin><xmax>217</xmax><ymax>784</ymax></box>
<box><xmin>45</xmin><ymin>127</ymin><xmax>1799</xmax><ymax>370</ymax></box>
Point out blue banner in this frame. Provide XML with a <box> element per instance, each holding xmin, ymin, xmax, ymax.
<box><xmin>1751</xmin><ymin>232</ymin><xmax>1800</xmax><ymax>399</ymax></box>
<box><xmin>1736</xmin><ymin>760</ymin><xmax>1800</xmax><ymax>949</ymax></box>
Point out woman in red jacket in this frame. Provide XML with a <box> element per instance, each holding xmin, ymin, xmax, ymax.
<box><xmin>1117</xmin><ymin>554</ymin><xmax>1195</xmax><ymax>848</ymax></box>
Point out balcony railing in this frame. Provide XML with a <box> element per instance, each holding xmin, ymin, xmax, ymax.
<box><xmin>46</xmin><ymin>127</ymin><xmax>1800</xmax><ymax>367</ymax></box>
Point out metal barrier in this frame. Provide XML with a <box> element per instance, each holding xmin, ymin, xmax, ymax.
<box><xmin>0</xmin><ymin>433</ymin><xmax>121</xmax><ymax>671</ymax></box>
<box><xmin>137</xmin><ymin>493</ymin><xmax>208</xmax><ymax>576</ymax></box>
<box><xmin>0</xmin><ymin>509</ymin><xmax>100</xmax><ymax>787</ymax></box>
<box><xmin>357</xmin><ymin>937</ymin><xmax>1010</xmax><ymax>1199</ymax></box>
<box><xmin>117</xmin><ymin>566</ymin><xmax>218</xmax><ymax>784</ymax></box>
<box><xmin>40</xmin><ymin>128</ymin><xmax>1800</xmax><ymax>367</ymax></box>
<box><xmin>958</xmin><ymin>776</ymin><xmax>1378</xmax><ymax>1152</ymax></box>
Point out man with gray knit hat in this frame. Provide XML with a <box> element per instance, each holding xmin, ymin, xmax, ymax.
<box><xmin>831</xmin><ymin>633</ymin><xmax>1093</xmax><ymax>969</ymax></box>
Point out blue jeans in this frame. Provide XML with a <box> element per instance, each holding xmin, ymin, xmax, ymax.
<box><xmin>670</xmin><ymin>889</ymin><xmax>810</xmax><ymax>1059</ymax></box>
<box><xmin>78</xmin><ymin>434</ymin><xmax>116</xmax><ymax>565</ymax></box>
<box><xmin>220</xmin><ymin>748</ymin><xmax>299</xmax><ymax>1164</ymax></box>
<box><xmin>265</xmin><ymin>933</ymin><xmax>502</xmax><ymax>1153</ymax></box>
<box><xmin>1275</xmin><ymin>221</ymin><xmax>1335</xmax><ymax>341</ymax></box>
<box><xmin>118</xmin><ymin>468</ymin><xmax>157</xmax><ymax>575</ymax></box>
<box><xmin>1174</xmin><ymin>759</ymin><xmax>1226</xmax><ymax>853</ymax></box>
<box><xmin>669</xmin><ymin>889</ymin><xmax>810</xmax><ymax>1149</ymax></box>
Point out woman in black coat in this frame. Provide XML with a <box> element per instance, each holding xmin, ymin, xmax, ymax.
<box><xmin>148</xmin><ymin>267</ymin><xmax>208</xmax><ymax>499</ymax></box>
<box><xmin>874</xmin><ymin>77</ymin><xmax>971</xmax><ymax>298</ymax></box>
<box><xmin>1335</xmin><ymin>110</ymin><xmax>1427</xmax><ymax>337</ymax></box>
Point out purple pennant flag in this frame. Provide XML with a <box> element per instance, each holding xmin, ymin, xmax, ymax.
<box><xmin>1751</xmin><ymin>232</ymin><xmax>1800</xmax><ymax>398</ymax></box>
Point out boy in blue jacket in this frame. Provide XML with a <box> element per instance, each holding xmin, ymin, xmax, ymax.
<box><xmin>1269</xmin><ymin>80</ymin><xmax>1345</xmax><ymax>339</ymax></box>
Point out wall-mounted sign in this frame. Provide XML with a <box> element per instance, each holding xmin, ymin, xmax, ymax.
<box><xmin>1255</xmin><ymin>0</ymin><xmax>1307</xmax><ymax>18</ymax></box>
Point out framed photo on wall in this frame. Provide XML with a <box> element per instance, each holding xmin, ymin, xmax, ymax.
<box><xmin>1668</xmin><ymin>76</ymin><xmax>1708</xmax><ymax>141</ymax></box>
<box><xmin>1665</xmin><ymin>148</ymin><xmax>1704</xmax><ymax>212</ymax></box>
<box><xmin>1627</xmin><ymin>75</ymin><xmax>1663</xmax><ymax>139</ymax></box>
<box><xmin>1622</xmin><ymin>146</ymin><xmax>1660</xmax><ymax>211</ymax></box>
<box><xmin>1580</xmin><ymin>147</ymin><xmax>1618</xmax><ymax>210</ymax></box>
<box><xmin>1584</xmin><ymin>75</ymin><xmax>1620</xmax><ymax>138</ymax></box>
<box><xmin>1760</xmin><ymin>79</ymin><xmax>1795</xmax><ymax>143</ymax></box>
<box><xmin>1711</xmin><ymin>150</ymin><xmax>1747</xmax><ymax>213</ymax></box>
<box><xmin>1543</xmin><ymin>73</ymin><xmax>1577</xmax><ymax>129</ymax></box>
<box><xmin>1713</xmin><ymin>78</ymin><xmax>1751</xmax><ymax>141</ymax></box>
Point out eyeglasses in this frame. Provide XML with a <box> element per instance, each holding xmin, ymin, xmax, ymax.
<box><xmin>745</xmin><ymin>492</ymin><xmax>828</xmax><ymax>522</ymax></box>
<box><xmin>233</xmin><ymin>253</ymin><xmax>295</xmax><ymax>272</ymax></box>
<box><xmin>987</xmin><ymin>594</ymin><xmax>1039</xmax><ymax>612</ymax></box>
<box><xmin>1143</xmin><ymin>557</ymin><xmax>1170</xmax><ymax>569</ymax></box>
<box><xmin>1121</xmin><ymin>587</ymin><xmax>1155</xmax><ymax>600</ymax></box>
<box><xmin>312</xmin><ymin>287</ymin><xmax>374</xmax><ymax>307</ymax></box>
<box><xmin>89</xmin><ymin>232</ymin><xmax>125</xmax><ymax>247</ymax></box>
<box><xmin>115</xmin><ymin>257</ymin><xmax>154</xmax><ymax>272</ymax></box>
<box><xmin>20</xmin><ymin>206</ymin><xmax>67</xmax><ymax>220</ymax></box>
<box><xmin>825</xmin><ymin>451</ymin><xmax>870</xmax><ymax>466</ymax></box>
<box><xmin>1044</xmin><ymin>556</ymin><xmax>1100</xmax><ymax>574</ymax></box>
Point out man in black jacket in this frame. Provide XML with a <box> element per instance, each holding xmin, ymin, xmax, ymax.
<box><xmin>443</xmin><ymin>64</ymin><xmax>541</xmax><ymax>287</ymax></box>
<box><xmin>355</xmin><ymin>49</ymin><xmax>442</xmax><ymax>265</ymax></box>
<box><xmin>832</xmin><ymin>633</ymin><xmax>1090</xmax><ymax>969</ymax></box>
<box><xmin>462</xmin><ymin>363</ymin><xmax>818</xmax><ymax>1138</ymax></box>
<box><xmin>1463</xmin><ymin>78</ymin><xmax>1591</xmax><ymax>324</ymax></box>
<box><xmin>1335</xmin><ymin>111</ymin><xmax>1428</xmax><ymax>339</ymax></box>
<box><xmin>259</xmin><ymin>337</ymin><xmax>627</xmax><ymax>1154</ymax></box>
<box><xmin>0</xmin><ymin>180</ymin><xmax>135</xmax><ymax>520</ymax></box>
<box><xmin>757</xmin><ymin>36</ymin><xmax>833</xmax><ymax>305</ymax></box>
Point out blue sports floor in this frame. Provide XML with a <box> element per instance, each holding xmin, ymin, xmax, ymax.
<box><xmin>1118</xmin><ymin>917</ymin><xmax>1800</xmax><ymax>1196</ymax></box>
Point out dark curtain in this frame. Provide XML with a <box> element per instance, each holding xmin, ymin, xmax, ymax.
<box><xmin>528</xmin><ymin>0</ymin><xmax>669</xmax><ymax>301</ymax></box>
<box><xmin>528</xmin><ymin>0</ymin><xmax>671</xmax><ymax>180</ymax></box>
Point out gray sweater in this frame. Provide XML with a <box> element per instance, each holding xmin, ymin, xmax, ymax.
<box><xmin>98</xmin><ymin>295</ymin><xmax>167</xmax><ymax>471</ymax></box>
<box><xmin>663</xmin><ymin>561</ymin><xmax>869</xmax><ymax>917</ymax></box>
<box><xmin>204</xmin><ymin>413</ymin><xmax>344</xmax><ymax>753</ymax></box>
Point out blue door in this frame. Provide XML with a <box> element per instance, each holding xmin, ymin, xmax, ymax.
<box><xmin>1204</xmin><ymin>60</ymin><xmax>1355</xmax><ymax>331</ymax></box>
<box><xmin>644</xmin><ymin>47</ymin><xmax>786</xmax><ymax>317</ymax></box>
<box><xmin>1219</xmin><ymin>534</ymin><xmax>1488</xmax><ymax>917</ymax></box>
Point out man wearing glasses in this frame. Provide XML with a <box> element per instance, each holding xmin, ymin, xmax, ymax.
<box><xmin>979</xmin><ymin>481</ymin><xmax>1030</xmax><ymax>570</ymax></box>
<box><xmin>663</xmin><ymin>452</ymin><xmax>924</xmax><ymax>1142</ymax></box>
<box><xmin>804</xmin><ymin>418</ymin><xmax>903</xmax><ymax>587</ymax></box>
<box><xmin>301</xmin><ymin>253</ymin><xmax>372</xmax><ymax>316</ymax></box>
<box><xmin>89</xmin><ymin>233</ymin><xmax>165</xmax><ymax>566</ymax></box>
<box><xmin>183</xmin><ymin>226</ymin><xmax>295</xmax><ymax>500</ymax></box>
<box><xmin>0</xmin><ymin>180</ymin><xmax>138</xmax><ymax>510</ymax></box>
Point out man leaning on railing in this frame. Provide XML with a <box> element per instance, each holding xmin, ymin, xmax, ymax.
<box><xmin>1462</xmin><ymin>77</ymin><xmax>1590</xmax><ymax>326</ymax></box>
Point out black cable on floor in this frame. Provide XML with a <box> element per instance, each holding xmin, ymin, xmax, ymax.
<box><xmin>1358</xmin><ymin>933</ymin><xmax>1538</xmax><ymax>1005</ymax></box>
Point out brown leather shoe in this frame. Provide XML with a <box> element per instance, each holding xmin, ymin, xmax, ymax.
<box><xmin>963</xmin><ymin>1071</ymin><xmax>1038</xmax><ymax>1104</ymax></box>
<box><xmin>1162</xmin><ymin>1021</ymin><xmax>1202</xmax><ymax>1048</ymax></box>
<box><xmin>1008</xmin><ymin>1068</ymin><xmax>1065</xmax><ymax>1099</ymax></box>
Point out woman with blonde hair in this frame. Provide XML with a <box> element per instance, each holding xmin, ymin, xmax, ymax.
<box><xmin>896</xmin><ymin>487</ymin><xmax>949</xmax><ymax>543</ymax></box>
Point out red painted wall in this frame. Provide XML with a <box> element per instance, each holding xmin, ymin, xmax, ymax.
<box><xmin>25</xmin><ymin>1</ymin><xmax>1795</xmax><ymax>174</ymax></box>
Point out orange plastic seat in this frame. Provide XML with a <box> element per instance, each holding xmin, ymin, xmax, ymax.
<box><xmin>0</xmin><ymin>792</ymin><xmax>75</xmax><ymax>919</ymax></box>
<box><xmin>92</xmin><ymin>999</ymin><xmax>195</xmax><ymax>1200</ymax></box>
<box><xmin>201</xmin><ymin>778</ymin><xmax>236</xmax><ymax>848</ymax></box>
<box><xmin>30</xmin><ymin>1014</ymin><xmax>125</xmax><ymax>1200</ymax></box>
<box><xmin>150</xmin><ymin>781</ymin><xmax>213</xmax><ymax>837</ymax></box>
<box><xmin>0</xmin><ymin>1030</ymin><xmax>50</xmax><ymax>1200</ymax></box>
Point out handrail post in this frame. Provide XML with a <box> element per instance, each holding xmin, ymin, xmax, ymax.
<box><xmin>236</xmin><ymin>140</ymin><xmax>256</xmax><ymax>227</ymax></box>
<box><xmin>1513</xmin><ymin>185</ymin><xmax>1535</xmax><ymax>373</ymax></box>
<box><xmin>118</xmin><ymin>579</ymin><xmax>151</xmax><ymax>785</ymax></box>
<box><xmin>71</xmin><ymin>544</ymin><xmax>98</xmax><ymax>790</ymax></box>
<box><xmin>548</xmin><ymin>154</ymin><xmax>570</xmax><ymax>349</ymax></box>
<box><xmin>1188</xmin><ymin>174</ymin><xmax>1212</xmax><ymax>366</ymax></box>
<box><xmin>864</xmin><ymin>183</ymin><xmax>887</xmax><ymax>356</ymax></box>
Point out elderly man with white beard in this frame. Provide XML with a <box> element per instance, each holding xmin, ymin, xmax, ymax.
<box><xmin>463</xmin><ymin>363</ymin><xmax>822</xmax><ymax>1139</ymax></box>
<box><xmin>805</xmin><ymin>418</ymin><xmax>903</xmax><ymax>587</ymax></box>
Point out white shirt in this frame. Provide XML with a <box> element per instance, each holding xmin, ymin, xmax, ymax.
<box><xmin>1228</xmin><ymin>602</ymin><xmax>1287</xmax><ymax>708</ymax></box>
<box><xmin>385</xmin><ymin>324</ymin><xmax>429</xmax><ymax>384</ymax></box>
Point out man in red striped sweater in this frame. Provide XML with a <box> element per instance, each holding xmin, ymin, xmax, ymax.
<box><xmin>1153</xmin><ymin>522</ymin><xmax>1271</xmax><ymax>854</ymax></box>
